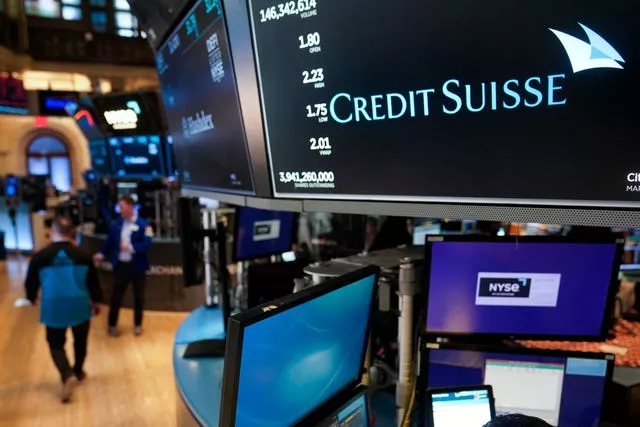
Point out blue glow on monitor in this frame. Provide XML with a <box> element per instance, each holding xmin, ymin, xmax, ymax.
<box><xmin>234</xmin><ymin>274</ymin><xmax>376</xmax><ymax>426</ymax></box>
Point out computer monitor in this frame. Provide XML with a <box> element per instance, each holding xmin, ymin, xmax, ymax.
<box><xmin>426</xmin><ymin>385</ymin><xmax>495</xmax><ymax>427</ymax></box>
<box><xmin>420</xmin><ymin>344</ymin><xmax>615</xmax><ymax>427</ymax></box>
<box><xmin>219</xmin><ymin>265</ymin><xmax>379</xmax><ymax>427</ymax></box>
<box><xmin>233</xmin><ymin>206</ymin><xmax>296</xmax><ymax>262</ymax></box>
<box><xmin>295</xmin><ymin>385</ymin><xmax>370</xmax><ymax>427</ymax></box>
<box><xmin>423</xmin><ymin>236</ymin><xmax>623</xmax><ymax>340</ymax></box>
<box><xmin>413</xmin><ymin>220</ymin><xmax>442</xmax><ymax>245</ymax></box>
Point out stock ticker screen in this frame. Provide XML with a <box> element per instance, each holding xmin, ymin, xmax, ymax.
<box><xmin>157</xmin><ymin>0</ymin><xmax>255</xmax><ymax>194</ymax></box>
<box><xmin>248</xmin><ymin>0</ymin><xmax>640</xmax><ymax>205</ymax></box>
<box><xmin>108</xmin><ymin>135</ymin><xmax>166</xmax><ymax>178</ymax></box>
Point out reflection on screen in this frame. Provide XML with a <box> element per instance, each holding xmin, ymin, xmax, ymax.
<box><xmin>431</xmin><ymin>389</ymin><xmax>492</xmax><ymax>427</ymax></box>
<box><xmin>235</xmin><ymin>207</ymin><xmax>295</xmax><ymax>261</ymax></box>
<box><xmin>425</xmin><ymin>241</ymin><xmax>618</xmax><ymax>337</ymax></box>
<box><xmin>428</xmin><ymin>349</ymin><xmax>610</xmax><ymax>426</ymax></box>
<box><xmin>235</xmin><ymin>274</ymin><xmax>376</xmax><ymax>427</ymax></box>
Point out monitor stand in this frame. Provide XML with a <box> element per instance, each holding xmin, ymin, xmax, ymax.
<box><xmin>183</xmin><ymin>339</ymin><xmax>226</xmax><ymax>358</ymax></box>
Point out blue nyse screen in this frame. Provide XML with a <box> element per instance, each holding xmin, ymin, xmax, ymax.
<box><xmin>157</xmin><ymin>0</ymin><xmax>255</xmax><ymax>194</ymax></box>
<box><xmin>235</xmin><ymin>206</ymin><xmax>295</xmax><ymax>261</ymax></box>
<box><xmin>235</xmin><ymin>274</ymin><xmax>376</xmax><ymax>426</ymax></box>
<box><xmin>248</xmin><ymin>0</ymin><xmax>640</xmax><ymax>206</ymax></box>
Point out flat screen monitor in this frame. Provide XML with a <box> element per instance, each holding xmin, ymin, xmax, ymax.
<box><xmin>296</xmin><ymin>386</ymin><xmax>370</xmax><ymax>427</ymax></box>
<box><xmin>413</xmin><ymin>220</ymin><xmax>442</xmax><ymax>245</ymax></box>
<box><xmin>427</xmin><ymin>385</ymin><xmax>495</xmax><ymax>427</ymax></box>
<box><xmin>156</xmin><ymin>0</ymin><xmax>255</xmax><ymax>195</ymax></box>
<box><xmin>108</xmin><ymin>135</ymin><xmax>166</xmax><ymax>178</ymax></box>
<box><xmin>233</xmin><ymin>206</ymin><xmax>295</xmax><ymax>261</ymax></box>
<box><xmin>423</xmin><ymin>236</ymin><xmax>623</xmax><ymax>340</ymax></box>
<box><xmin>91</xmin><ymin>91</ymin><xmax>166</xmax><ymax>137</ymax></box>
<box><xmin>247</xmin><ymin>0</ymin><xmax>640</xmax><ymax>207</ymax></box>
<box><xmin>66</xmin><ymin>96</ymin><xmax>106</xmax><ymax>141</ymax></box>
<box><xmin>220</xmin><ymin>265</ymin><xmax>379</xmax><ymax>427</ymax></box>
<box><xmin>88</xmin><ymin>138</ymin><xmax>112</xmax><ymax>176</ymax></box>
<box><xmin>420</xmin><ymin>344</ymin><xmax>615</xmax><ymax>427</ymax></box>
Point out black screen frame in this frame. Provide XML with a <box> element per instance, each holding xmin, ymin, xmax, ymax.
<box><xmin>421</xmin><ymin>234</ymin><xmax>624</xmax><ymax>342</ymax></box>
<box><xmin>219</xmin><ymin>264</ymin><xmax>380</xmax><ymax>427</ymax></box>
<box><xmin>231</xmin><ymin>205</ymin><xmax>297</xmax><ymax>262</ymax></box>
<box><xmin>417</xmin><ymin>342</ymin><xmax>616</xmax><ymax>427</ymax></box>
<box><xmin>425</xmin><ymin>384</ymin><xmax>496</xmax><ymax>427</ymax></box>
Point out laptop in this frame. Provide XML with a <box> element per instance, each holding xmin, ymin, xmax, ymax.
<box><xmin>426</xmin><ymin>385</ymin><xmax>495</xmax><ymax>427</ymax></box>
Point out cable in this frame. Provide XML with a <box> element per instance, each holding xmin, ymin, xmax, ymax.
<box><xmin>400</xmin><ymin>311</ymin><xmax>424</xmax><ymax>427</ymax></box>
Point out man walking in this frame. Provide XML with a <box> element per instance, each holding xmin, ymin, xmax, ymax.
<box><xmin>93</xmin><ymin>196</ymin><xmax>152</xmax><ymax>337</ymax></box>
<box><xmin>25</xmin><ymin>216</ymin><xmax>102</xmax><ymax>403</ymax></box>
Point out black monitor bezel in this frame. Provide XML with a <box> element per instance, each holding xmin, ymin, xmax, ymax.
<box><xmin>231</xmin><ymin>205</ymin><xmax>297</xmax><ymax>262</ymax></box>
<box><xmin>417</xmin><ymin>342</ymin><xmax>616</xmax><ymax>427</ymax></box>
<box><xmin>421</xmin><ymin>234</ymin><xmax>624</xmax><ymax>342</ymax></box>
<box><xmin>219</xmin><ymin>264</ymin><xmax>380</xmax><ymax>427</ymax></box>
<box><xmin>425</xmin><ymin>384</ymin><xmax>496</xmax><ymax>427</ymax></box>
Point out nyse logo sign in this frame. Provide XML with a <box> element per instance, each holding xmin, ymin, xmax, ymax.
<box><xmin>253</xmin><ymin>219</ymin><xmax>281</xmax><ymax>242</ymax></box>
<box><xmin>328</xmin><ymin>22</ymin><xmax>624</xmax><ymax>124</ymax></box>
<box><xmin>475</xmin><ymin>272</ymin><xmax>561</xmax><ymax>307</ymax></box>
<box><xmin>478</xmin><ymin>278</ymin><xmax>531</xmax><ymax>298</ymax></box>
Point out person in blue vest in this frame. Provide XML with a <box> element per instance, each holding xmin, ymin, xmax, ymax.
<box><xmin>93</xmin><ymin>195</ymin><xmax>153</xmax><ymax>337</ymax></box>
<box><xmin>25</xmin><ymin>216</ymin><xmax>102</xmax><ymax>403</ymax></box>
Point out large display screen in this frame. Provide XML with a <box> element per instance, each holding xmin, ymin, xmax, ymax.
<box><xmin>157</xmin><ymin>0</ymin><xmax>255</xmax><ymax>194</ymax></box>
<box><xmin>88</xmin><ymin>139</ymin><xmax>111</xmax><ymax>175</ymax></box>
<box><xmin>425</xmin><ymin>347</ymin><xmax>612</xmax><ymax>427</ymax></box>
<box><xmin>248</xmin><ymin>0</ymin><xmax>640</xmax><ymax>206</ymax></box>
<box><xmin>234</xmin><ymin>206</ymin><xmax>295</xmax><ymax>261</ymax></box>
<box><xmin>108</xmin><ymin>135</ymin><xmax>166</xmax><ymax>178</ymax></box>
<box><xmin>66</xmin><ymin>97</ymin><xmax>106</xmax><ymax>141</ymax></box>
<box><xmin>234</xmin><ymin>274</ymin><xmax>376</xmax><ymax>426</ymax></box>
<box><xmin>424</xmin><ymin>239</ymin><xmax>620</xmax><ymax>339</ymax></box>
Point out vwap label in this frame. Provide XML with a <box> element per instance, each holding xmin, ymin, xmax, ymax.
<box><xmin>328</xmin><ymin>22</ymin><xmax>624</xmax><ymax>124</ymax></box>
<box><xmin>475</xmin><ymin>272</ymin><xmax>562</xmax><ymax>307</ymax></box>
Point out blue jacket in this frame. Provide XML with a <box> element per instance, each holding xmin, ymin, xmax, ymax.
<box><xmin>26</xmin><ymin>241</ymin><xmax>102</xmax><ymax>328</ymax></box>
<box><xmin>101</xmin><ymin>217</ymin><xmax>153</xmax><ymax>272</ymax></box>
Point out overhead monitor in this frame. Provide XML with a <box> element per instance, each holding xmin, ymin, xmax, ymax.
<box><xmin>66</xmin><ymin>96</ymin><xmax>107</xmax><ymax>141</ymax></box>
<box><xmin>247</xmin><ymin>0</ymin><xmax>640</xmax><ymax>207</ymax></box>
<box><xmin>157</xmin><ymin>0</ymin><xmax>255</xmax><ymax>195</ymax></box>
<box><xmin>233</xmin><ymin>206</ymin><xmax>295</xmax><ymax>261</ymax></box>
<box><xmin>423</xmin><ymin>236</ymin><xmax>622</xmax><ymax>340</ymax></box>
<box><xmin>108</xmin><ymin>135</ymin><xmax>166</xmax><ymax>178</ymax></box>
<box><xmin>420</xmin><ymin>344</ymin><xmax>615</xmax><ymax>427</ymax></box>
<box><xmin>220</xmin><ymin>266</ymin><xmax>379</xmax><ymax>427</ymax></box>
<box><xmin>88</xmin><ymin>138</ymin><xmax>112</xmax><ymax>176</ymax></box>
<box><xmin>92</xmin><ymin>91</ymin><xmax>166</xmax><ymax>137</ymax></box>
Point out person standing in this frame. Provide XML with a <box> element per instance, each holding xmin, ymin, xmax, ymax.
<box><xmin>25</xmin><ymin>216</ymin><xmax>102</xmax><ymax>403</ymax></box>
<box><xmin>93</xmin><ymin>196</ymin><xmax>152</xmax><ymax>337</ymax></box>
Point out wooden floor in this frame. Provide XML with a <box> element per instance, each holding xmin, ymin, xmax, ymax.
<box><xmin>0</xmin><ymin>257</ymin><xmax>187</xmax><ymax>427</ymax></box>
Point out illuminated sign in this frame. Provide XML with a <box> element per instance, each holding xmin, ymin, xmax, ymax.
<box><xmin>0</xmin><ymin>77</ymin><xmax>28</xmax><ymax>115</ymax></box>
<box><xmin>103</xmin><ymin>100</ymin><xmax>141</xmax><ymax>130</ymax></box>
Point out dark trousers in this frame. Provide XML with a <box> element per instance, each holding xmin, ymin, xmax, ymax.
<box><xmin>108</xmin><ymin>262</ymin><xmax>146</xmax><ymax>327</ymax></box>
<box><xmin>46</xmin><ymin>320</ymin><xmax>90</xmax><ymax>383</ymax></box>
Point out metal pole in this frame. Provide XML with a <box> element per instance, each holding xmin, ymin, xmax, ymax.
<box><xmin>202</xmin><ymin>209</ymin><xmax>214</xmax><ymax>306</ymax></box>
<box><xmin>397</xmin><ymin>262</ymin><xmax>419</xmax><ymax>426</ymax></box>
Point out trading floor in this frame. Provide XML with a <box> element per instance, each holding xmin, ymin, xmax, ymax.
<box><xmin>0</xmin><ymin>257</ymin><xmax>185</xmax><ymax>427</ymax></box>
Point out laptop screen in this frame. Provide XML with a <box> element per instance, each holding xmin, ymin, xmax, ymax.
<box><xmin>426</xmin><ymin>347</ymin><xmax>613</xmax><ymax>426</ymax></box>
<box><xmin>430</xmin><ymin>388</ymin><xmax>493</xmax><ymax>427</ymax></box>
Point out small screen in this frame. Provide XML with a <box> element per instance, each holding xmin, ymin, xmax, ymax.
<box><xmin>235</xmin><ymin>274</ymin><xmax>376</xmax><ymax>427</ymax></box>
<box><xmin>235</xmin><ymin>207</ymin><xmax>295</xmax><ymax>261</ymax></box>
<box><xmin>157</xmin><ymin>0</ymin><xmax>255</xmax><ymax>194</ymax></box>
<box><xmin>321</xmin><ymin>393</ymin><xmax>369</xmax><ymax>427</ymax></box>
<box><xmin>430</xmin><ymin>389</ymin><xmax>493</xmax><ymax>427</ymax></box>
<box><xmin>427</xmin><ymin>348</ymin><xmax>611</xmax><ymax>426</ymax></box>
<box><xmin>108</xmin><ymin>135</ymin><xmax>166</xmax><ymax>178</ymax></box>
<box><xmin>413</xmin><ymin>221</ymin><xmax>442</xmax><ymax>245</ymax></box>
<box><xmin>88</xmin><ymin>139</ymin><xmax>111</xmax><ymax>175</ymax></box>
<box><xmin>425</xmin><ymin>240</ymin><xmax>618</xmax><ymax>337</ymax></box>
